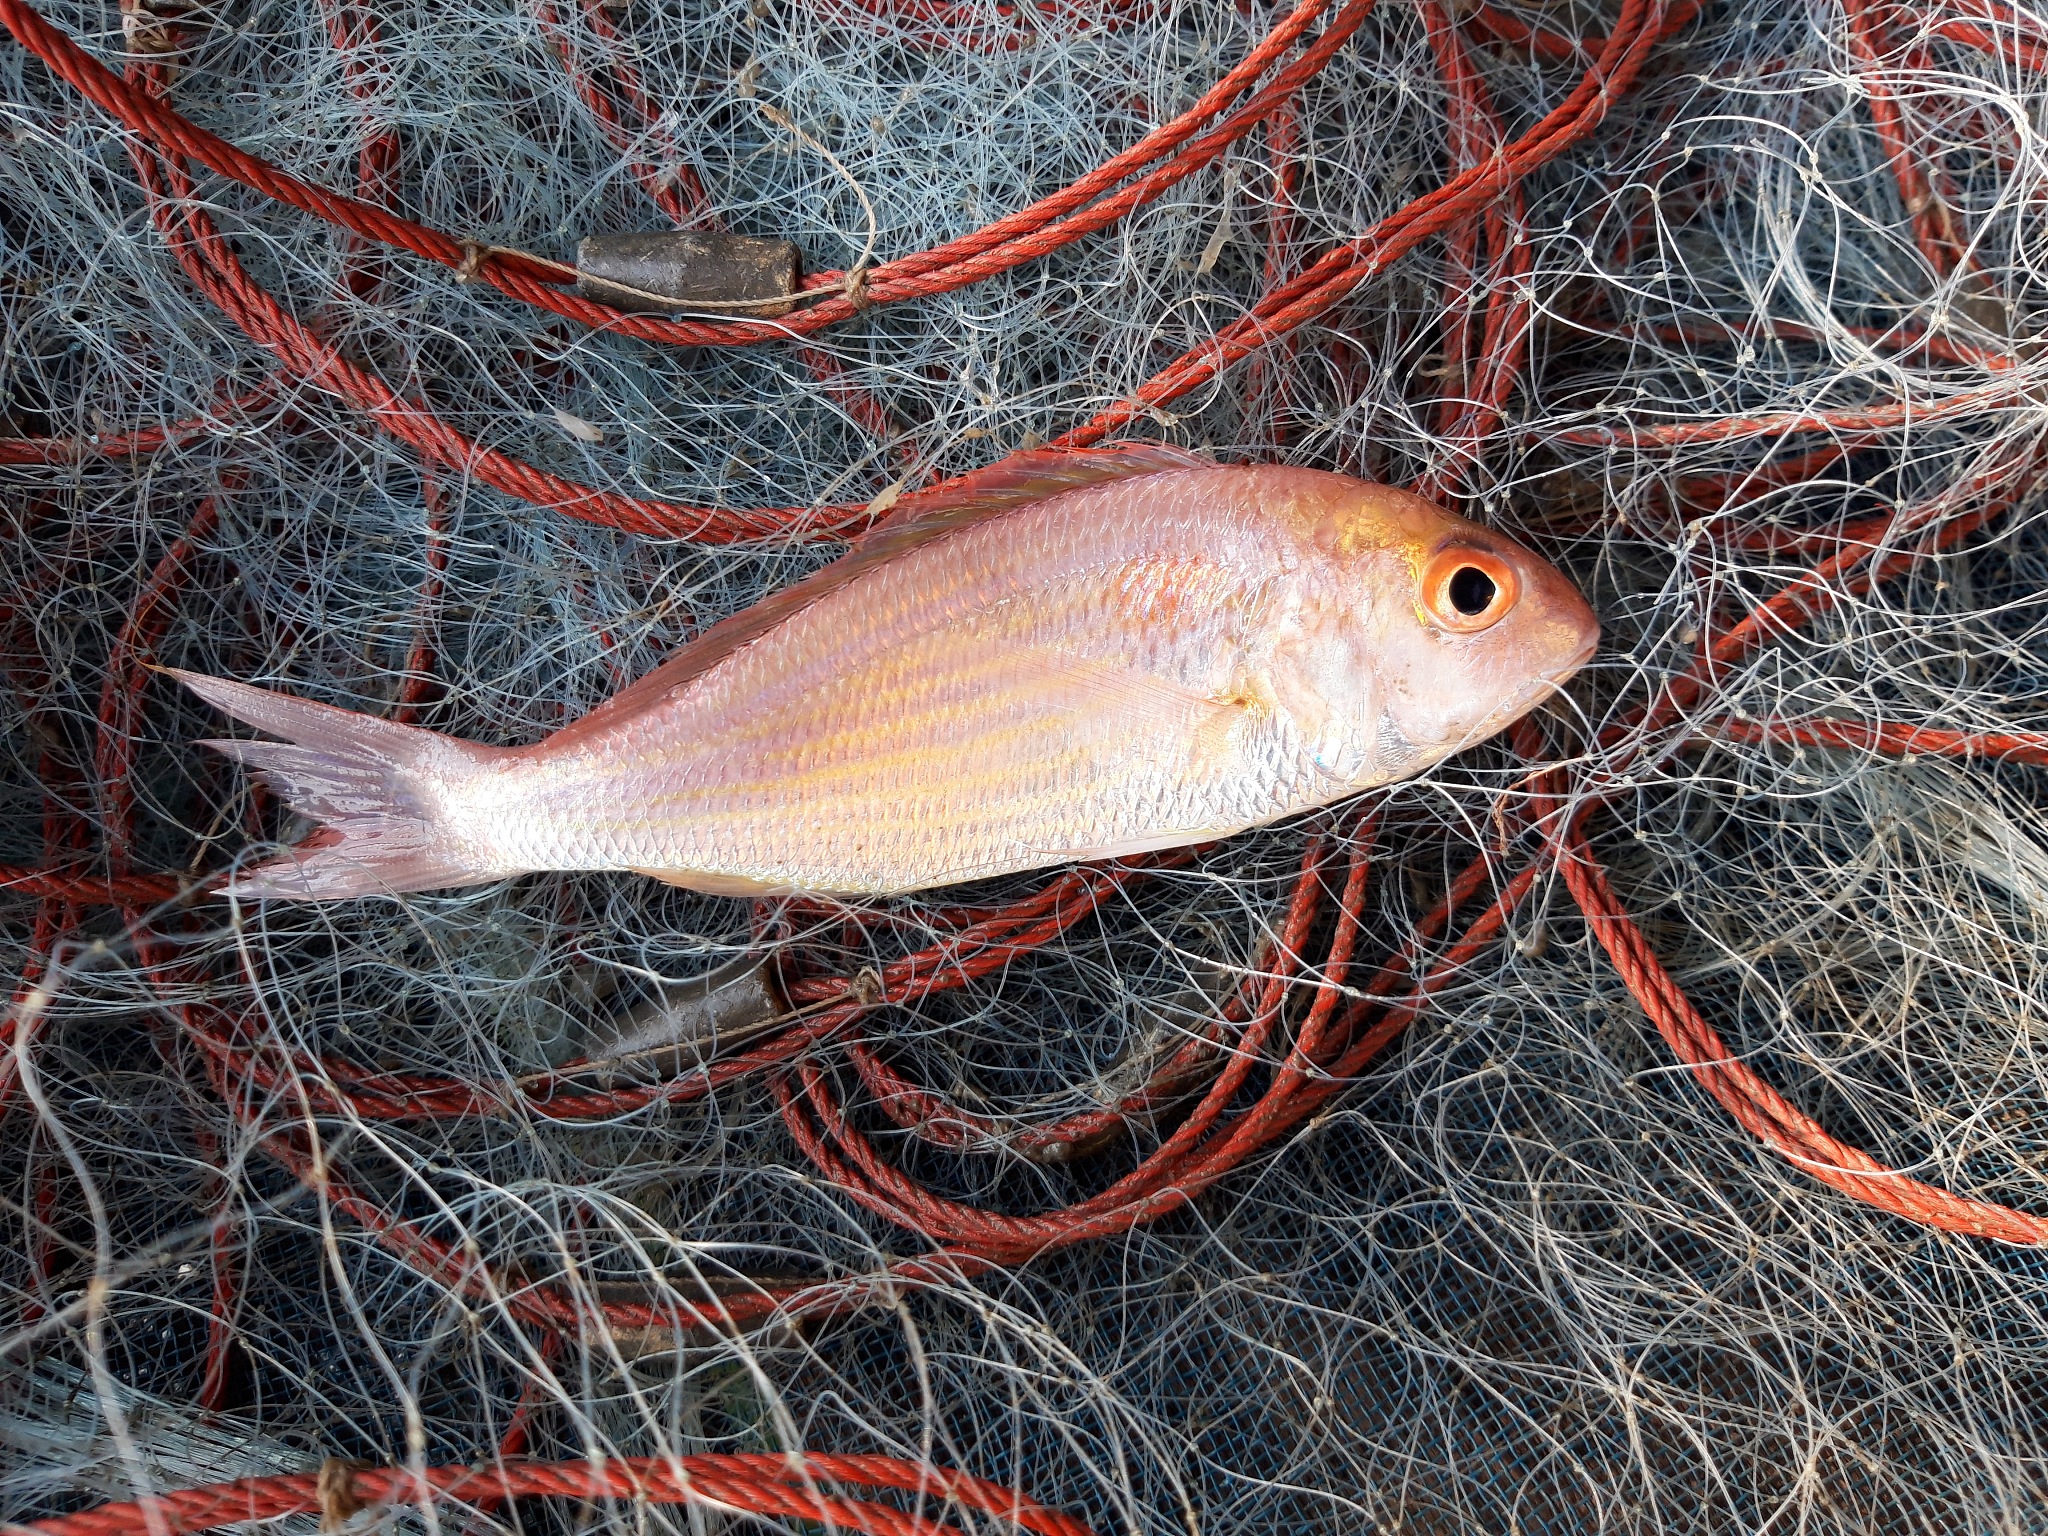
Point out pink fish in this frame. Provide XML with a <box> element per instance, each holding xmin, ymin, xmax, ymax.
<box><xmin>173</xmin><ymin>446</ymin><xmax>1597</xmax><ymax>900</ymax></box>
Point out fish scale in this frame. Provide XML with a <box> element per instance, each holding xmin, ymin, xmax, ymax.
<box><xmin>519</xmin><ymin>504</ymin><xmax>1297</xmax><ymax>886</ymax></box>
<box><xmin>174</xmin><ymin>447</ymin><xmax>1599</xmax><ymax>900</ymax></box>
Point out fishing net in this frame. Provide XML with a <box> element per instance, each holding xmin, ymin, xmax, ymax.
<box><xmin>6</xmin><ymin>0</ymin><xmax>2048</xmax><ymax>1530</ymax></box>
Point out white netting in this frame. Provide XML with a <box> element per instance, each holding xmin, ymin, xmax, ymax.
<box><xmin>6</xmin><ymin>0</ymin><xmax>2048</xmax><ymax>1531</ymax></box>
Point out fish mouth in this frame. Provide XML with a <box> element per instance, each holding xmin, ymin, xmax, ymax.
<box><xmin>1550</xmin><ymin>630</ymin><xmax>1599</xmax><ymax>683</ymax></box>
<box><xmin>1517</xmin><ymin>635</ymin><xmax>1598</xmax><ymax>718</ymax></box>
<box><xmin>1456</xmin><ymin>635</ymin><xmax>1599</xmax><ymax>751</ymax></box>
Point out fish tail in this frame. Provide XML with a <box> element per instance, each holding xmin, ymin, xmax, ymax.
<box><xmin>169</xmin><ymin>670</ymin><xmax>513</xmax><ymax>901</ymax></box>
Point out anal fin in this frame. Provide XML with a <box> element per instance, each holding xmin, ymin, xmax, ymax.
<box><xmin>630</xmin><ymin>867</ymin><xmax>795</xmax><ymax>897</ymax></box>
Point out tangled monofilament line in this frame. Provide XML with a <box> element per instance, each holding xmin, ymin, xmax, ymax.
<box><xmin>6</xmin><ymin>0</ymin><xmax>2048</xmax><ymax>1531</ymax></box>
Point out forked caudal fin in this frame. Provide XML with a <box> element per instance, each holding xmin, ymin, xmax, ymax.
<box><xmin>169</xmin><ymin>670</ymin><xmax>513</xmax><ymax>900</ymax></box>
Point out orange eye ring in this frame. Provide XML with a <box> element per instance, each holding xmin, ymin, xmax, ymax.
<box><xmin>1420</xmin><ymin>547</ymin><xmax>1519</xmax><ymax>634</ymax></box>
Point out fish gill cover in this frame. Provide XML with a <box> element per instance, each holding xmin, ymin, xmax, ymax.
<box><xmin>3</xmin><ymin>0</ymin><xmax>2048</xmax><ymax>1532</ymax></box>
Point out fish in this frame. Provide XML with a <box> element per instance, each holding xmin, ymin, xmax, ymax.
<box><xmin>171</xmin><ymin>444</ymin><xmax>1599</xmax><ymax>901</ymax></box>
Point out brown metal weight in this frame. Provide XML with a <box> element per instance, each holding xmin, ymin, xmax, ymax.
<box><xmin>574</xmin><ymin>231</ymin><xmax>802</xmax><ymax>317</ymax></box>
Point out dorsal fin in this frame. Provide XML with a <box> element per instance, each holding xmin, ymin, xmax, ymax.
<box><xmin>541</xmin><ymin>442</ymin><xmax>1213</xmax><ymax>750</ymax></box>
<box><xmin>868</xmin><ymin>441</ymin><xmax>1211</xmax><ymax>532</ymax></box>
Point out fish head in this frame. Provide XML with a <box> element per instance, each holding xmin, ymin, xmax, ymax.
<box><xmin>1286</xmin><ymin>479</ymin><xmax>1600</xmax><ymax>783</ymax></box>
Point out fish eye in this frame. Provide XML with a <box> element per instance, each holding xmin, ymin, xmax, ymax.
<box><xmin>1448</xmin><ymin>565</ymin><xmax>1496</xmax><ymax>615</ymax></box>
<box><xmin>1420</xmin><ymin>547</ymin><xmax>1518</xmax><ymax>634</ymax></box>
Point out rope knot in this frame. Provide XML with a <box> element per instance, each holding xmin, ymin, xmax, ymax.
<box><xmin>842</xmin><ymin>263</ymin><xmax>873</xmax><ymax>311</ymax></box>
<box><xmin>316</xmin><ymin>1458</ymin><xmax>372</xmax><ymax>1534</ymax></box>
<box><xmin>847</xmin><ymin>966</ymin><xmax>884</xmax><ymax>1007</ymax></box>
<box><xmin>120</xmin><ymin>0</ymin><xmax>200</xmax><ymax>56</ymax></box>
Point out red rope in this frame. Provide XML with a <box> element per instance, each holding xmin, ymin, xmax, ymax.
<box><xmin>0</xmin><ymin>0</ymin><xmax>1356</xmax><ymax>344</ymax></box>
<box><xmin>1846</xmin><ymin>0</ymin><xmax>1966</xmax><ymax>271</ymax></box>
<box><xmin>1706</xmin><ymin>714</ymin><xmax>2048</xmax><ymax>765</ymax></box>
<box><xmin>15</xmin><ymin>1453</ymin><xmax>1100</xmax><ymax>1536</ymax></box>
<box><xmin>0</xmin><ymin>383</ymin><xmax>278</xmax><ymax>463</ymax></box>
<box><xmin>1052</xmin><ymin>0</ymin><xmax>1695</xmax><ymax>448</ymax></box>
<box><xmin>1559</xmin><ymin>809</ymin><xmax>2048</xmax><ymax>1244</ymax></box>
<box><xmin>12</xmin><ymin>19</ymin><xmax>2040</xmax><ymax>1536</ymax></box>
<box><xmin>1414</xmin><ymin>0</ymin><xmax>1531</xmax><ymax>507</ymax></box>
<box><xmin>0</xmin><ymin>864</ymin><xmax>192</xmax><ymax>904</ymax></box>
<box><xmin>6</xmin><ymin>0</ymin><xmax>2045</xmax><ymax>1466</ymax></box>
<box><xmin>2</xmin><ymin>0</ymin><xmax>1694</xmax><ymax>537</ymax></box>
